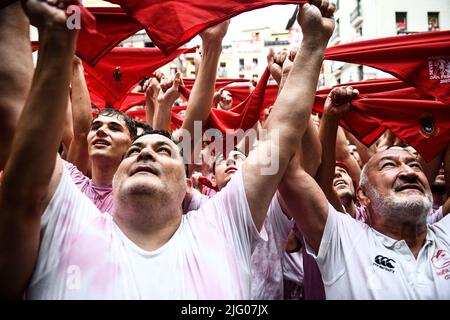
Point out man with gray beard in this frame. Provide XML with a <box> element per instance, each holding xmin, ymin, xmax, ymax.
<box><xmin>279</xmin><ymin>145</ymin><xmax>450</xmax><ymax>299</ymax></box>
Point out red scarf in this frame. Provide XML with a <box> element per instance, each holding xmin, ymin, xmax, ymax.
<box><xmin>77</xmin><ymin>7</ymin><xmax>143</xmax><ymax>66</ymax></box>
<box><xmin>85</xmin><ymin>47</ymin><xmax>196</xmax><ymax>109</ymax></box>
<box><xmin>325</xmin><ymin>30</ymin><xmax>450</xmax><ymax>105</ymax></box>
<box><xmin>314</xmin><ymin>79</ymin><xmax>450</xmax><ymax>162</ymax></box>
<box><xmin>105</xmin><ymin>0</ymin><xmax>306</xmax><ymax>55</ymax></box>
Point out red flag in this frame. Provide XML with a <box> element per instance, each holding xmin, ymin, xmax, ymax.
<box><xmin>76</xmin><ymin>7</ymin><xmax>144</xmax><ymax>66</ymax></box>
<box><xmin>179</xmin><ymin>78</ymin><xmax>249</xmax><ymax>100</ymax></box>
<box><xmin>352</xmin><ymin>98</ymin><xmax>450</xmax><ymax>162</ymax></box>
<box><xmin>106</xmin><ymin>0</ymin><xmax>306</xmax><ymax>55</ymax></box>
<box><xmin>325</xmin><ymin>30</ymin><xmax>450</xmax><ymax>105</ymax></box>
<box><xmin>84</xmin><ymin>46</ymin><xmax>196</xmax><ymax>108</ymax></box>
<box><xmin>182</xmin><ymin>78</ymin><xmax>248</xmax><ymax>91</ymax></box>
<box><xmin>170</xmin><ymin>68</ymin><xmax>271</xmax><ymax>133</ymax></box>
<box><xmin>313</xmin><ymin>78</ymin><xmax>450</xmax><ymax>161</ymax></box>
<box><xmin>119</xmin><ymin>92</ymin><xmax>146</xmax><ymax>112</ymax></box>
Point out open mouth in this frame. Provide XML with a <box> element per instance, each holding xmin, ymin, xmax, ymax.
<box><xmin>395</xmin><ymin>183</ymin><xmax>424</xmax><ymax>193</ymax></box>
<box><xmin>333</xmin><ymin>179</ymin><xmax>348</xmax><ymax>188</ymax></box>
<box><xmin>92</xmin><ymin>139</ymin><xmax>110</xmax><ymax>147</ymax></box>
<box><xmin>225</xmin><ymin>166</ymin><xmax>237</xmax><ymax>174</ymax></box>
<box><xmin>131</xmin><ymin>165</ymin><xmax>158</xmax><ymax>176</ymax></box>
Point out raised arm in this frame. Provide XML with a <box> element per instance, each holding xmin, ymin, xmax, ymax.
<box><xmin>0</xmin><ymin>0</ymin><xmax>77</xmax><ymax>298</ymax></box>
<box><xmin>177</xmin><ymin>20</ymin><xmax>229</xmax><ymax>138</ymax></box>
<box><xmin>66</xmin><ymin>57</ymin><xmax>93</xmax><ymax>174</ymax></box>
<box><xmin>143</xmin><ymin>71</ymin><xmax>163</xmax><ymax>128</ymax></box>
<box><xmin>243</xmin><ymin>1</ymin><xmax>336</xmax><ymax>231</ymax></box>
<box><xmin>315</xmin><ymin>86</ymin><xmax>358</xmax><ymax>212</ymax></box>
<box><xmin>268</xmin><ymin>48</ymin><xmax>321</xmax><ymax>178</ymax></box>
<box><xmin>0</xmin><ymin>2</ymin><xmax>33</xmax><ymax>169</ymax></box>
<box><xmin>335</xmin><ymin>126</ymin><xmax>361</xmax><ymax>185</ymax></box>
<box><xmin>153</xmin><ymin>73</ymin><xmax>181</xmax><ymax>130</ymax></box>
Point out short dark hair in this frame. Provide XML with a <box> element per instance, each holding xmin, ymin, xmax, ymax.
<box><xmin>133</xmin><ymin>130</ymin><xmax>189</xmax><ymax>177</ymax></box>
<box><xmin>134</xmin><ymin>120</ymin><xmax>153</xmax><ymax>134</ymax></box>
<box><xmin>98</xmin><ymin>108</ymin><xmax>137</xmax><ymax>140</ymax></box>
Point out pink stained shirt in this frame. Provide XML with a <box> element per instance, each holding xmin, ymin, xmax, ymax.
<box><xmin>27</xmin><ymin>167</ymin><xmax>263</xmax><ymax>299</ymax></box>
<box><xmin>63</xmin><ymin>160</ymin><xmax>113</xmax><ymax>213</ymax></box>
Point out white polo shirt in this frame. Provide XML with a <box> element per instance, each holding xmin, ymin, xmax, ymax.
<box><xmin>306</xmin><ymin>204</ymin><xmax>450</xmax><ymax>299</ymax></box>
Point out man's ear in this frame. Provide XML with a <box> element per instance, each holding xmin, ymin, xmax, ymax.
<box><xmin>357</xmin><ymin>186</ymin><xmax>370</xmax><ymax>207</ymax></box>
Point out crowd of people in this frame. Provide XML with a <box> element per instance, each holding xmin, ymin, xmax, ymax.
<box><xmin>0</xmin><ymin>0</ymin><xmax>449</xmax><ymax>300</ymax></box>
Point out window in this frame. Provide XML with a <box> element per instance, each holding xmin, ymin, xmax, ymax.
<box><xmin>396</xmin><ymin>12</ymin><xmax>407</xmax><ymax>34</ymax></box>
<box><xmin>428</xmin><ymin>12</ymin><xmax>440</xmax><ymax>31</ymax></box>
<box><xmin>252</xmin><ymin>58</ymin><xmax>258</xmax><ymax>68</ymax></box>
<box><xmin>358</xmin><ymin>65</ymin><xmax>364</xmax><ymax>81</ymax></box>
<box><xmin>239</xmin><ymin>58</ymin><xmax>244</xmax><ymax>72</ymax></box>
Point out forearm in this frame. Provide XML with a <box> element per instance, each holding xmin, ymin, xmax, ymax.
<box><xmin>300</xmin><ymin>117</ymin><xmax>322</xmax><ymax>177</ymax></box>
<box><xmin>62</xmin><ymin>97</ymin><xmax>74</xmax><ymax>155</ymax></box>
<box><xmin>0</xmin><ymin>2</ymin><xmax>33</xmax><ymax>169</ymax></box>
<box><xmin>71</xmin><ymin>63</ymin><xmax>92</xmax><ymax>138</ymax></box>
<box><xmin>336</xmin><ymin>126</ymin><xmax>360</xmax><ymax>185</ymax></box>
<box><xmin>145</xmin><ymin>97</ymin><xmax>157</xmax><ymax>128</ymax></box>
<box><xmin>266</xmin><ymin>42</ymin><xmax>326</xmax><ymax>160</ymax></box>
<box><xmin>67</xmin><ymin>64</ymin><xmax>92</xmax><ymax>172</ymax></box>
<box><xmin>153</xmin><ymin>100</ymin><xmax>173</xmax><ymax>131</ymax></box>
<box><xmin>315</xmin><ymin>114</ymin><xmax>345</xmax><ymax>211</ymax></box>
<box><xmin>182</xmin><ymin>41</ymin><xmax>222</xmax><ymax>134</ymax></box>
<box><xmin>2</xmin><ymin>30</ymin><xmax>76</xmax><ymax>204</ymax></box>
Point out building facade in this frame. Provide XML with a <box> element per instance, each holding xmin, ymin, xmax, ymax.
<box><xmin>325</xmin><ymin>0</ymin><xmax>450</xmax><ymax>86</ymax></box>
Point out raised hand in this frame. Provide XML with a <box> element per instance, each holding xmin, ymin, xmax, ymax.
<box><xmin>157</xmin><ymin>72</ymin><xmax>181</xmax><ymax>105</ymax></box>
<box><xmin>22</xmin><ymin>0</ymin><xmax>72</xmax><ymax>32</ymax></box>
<box><xmin>200</xmin><ymin>19</ymin><xmax>230</xmax><ymax>43</ymax></box>
<box><xmin>297</xmin><ymin>0</ymin><xmax>336</xmax><ymax>47</ymax></box>
<box><xmin>323</xmin><ymin>86</ymin><xmax>359</xmax><ymax>120</ymax></box>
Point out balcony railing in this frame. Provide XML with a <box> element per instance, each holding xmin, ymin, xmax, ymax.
<box><xmin>350</xmin><ymin>5</ymin><xmax>361</xmax><ymax>24</ymax></box>
<box><xmin>264</xmin><ymin>40</ymin><xmax>290</xmax><ymax>46</ymax></box>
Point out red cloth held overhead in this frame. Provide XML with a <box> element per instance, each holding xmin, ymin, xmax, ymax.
<box><xmin>352</xmin><ymin>98</ymin><xmax>450</xmax><ymax>162</ymax></box>
<box><xmin>76</xmin><ymin>7</ymin><xmax>144</xmax><ymax>66</ymax></box>
<box><xmin>157</xmin><ymin>69</ymin><xmax>272</xmax><ymax>133</ymax></box>
<box><xmin>182</xmin><ymin>78</ymin><xmax>249</xmax><ymax>91</ymax></box>
<box><xmin>119</xmin><ymin>92</ymin><xmax>146</xmax><ymax>112</ymax></box>
<box><xmin>84</xmin><ymin>46</ymin><xmax>196</xmax><ymax>108</ymax></box>
<box><xmin>313</xmin><ymin>79</ymin><xmax>450</xmax><ymax>162</ymax></box>
<box><xmin>179</xmin><ymin>78</ymin><xmax>250</xmax><ymax>101</ymax></box>
<box><xmin>106</xmin><ymin>0</ymin><xmax>306</xmax><ymax>55</ymax></box>
<box><xmin>325</xmin><ymin>30</ymin><xmax>450</xmax><ymax>105</ymax></box>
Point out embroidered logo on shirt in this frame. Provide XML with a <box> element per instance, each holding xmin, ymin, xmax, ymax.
<box><xmin>428</xmin><ymin>56</ymin><xmax>450</xmax><ymax>84</ymax></box>
<box><xmin>373</xmin><ymin>255</ymin><xmax>396</xmax><ymax>273</ymax></box>
<box><xmin>431</xmin><ymin>249</ymin><xmax>450</xmax><ymax>280</ymax></box>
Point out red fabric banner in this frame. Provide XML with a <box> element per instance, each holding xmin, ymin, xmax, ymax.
<box><xmin>325</xmin><ymin>30</ymin><xmax>450</xmax><ymax>105</ymax></box>
<box><xmin>105</xmin><ymin>0</ymin><xmax>306</xmax><ymax>55</ymax></box>
<box><xmin>76</xmin><ymin>7</ymin><xmax>144</xmax><ymax>66</ymax></box>
<box><xmin>313</xmin><ymin>78</ymin><xmax>450</xmax><ymax>161</ymax></box>
<box><xmin>85</xmin><ymin>46</ymin><xmax>196</xmax><ymax>109</ymax></box>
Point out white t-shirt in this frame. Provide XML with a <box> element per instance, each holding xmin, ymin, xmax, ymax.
<box><xmin>306</xmin><ymin>204</ymin><xmax>450</xmax><ymax>299</ymax></box>
<box><xmin>282</xmin><ymin>250</ymin><xmax>304</xmax><ymax>286</ymax></box>
<box><xmin>250</xmin><ymin>195</ymin><xmax>294</xmax><ymax>300</ymax></box>
<box><xmin>27</xmin><ymin>168</ymin><xmax>262</xmax><ymax>299</ymax></box>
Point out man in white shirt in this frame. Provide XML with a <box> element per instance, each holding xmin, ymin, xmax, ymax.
<box><xmin>279</xmin><ymin>90</ymin><xmax>450</xmax><ymax>299</ymax></box>
<box><xmin>0</xmin><ymin>0</ymin><xmax>336</xmax><ymax>299</ymax></box>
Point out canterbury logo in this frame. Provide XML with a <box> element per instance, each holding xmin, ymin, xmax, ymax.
<box><xmin>374</xmin><ymin>255</ymin><xmax>396</xmax><ymax>271</ymax></box>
